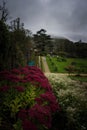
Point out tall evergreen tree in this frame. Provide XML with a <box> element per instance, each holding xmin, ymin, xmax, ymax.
<box><xmin>33</xmin><ymin>29</ymin><xmax>52</xmax><ymax>55</ymax></box>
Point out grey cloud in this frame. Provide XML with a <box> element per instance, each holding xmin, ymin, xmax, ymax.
<box><xmin>46</xmin><ymin>0</ymin><xmax>87</xmax><ymax>41</ymax></box>
<box><xmin>7</xmin><ymin>0</ymin><xmax>44</xmax><ymax>19</ymax></box>
<box><xmin>1</xmin><ymin>0</ymin><xmax>87</xmax><ymax>41</ymax></box>
<box><xmin>48</xmin><ymin>0</ymin><xmax>87</xmax><ymax>30</ymax></box>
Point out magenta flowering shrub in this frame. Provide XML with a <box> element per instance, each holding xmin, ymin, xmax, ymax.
<box><xmin>0</xmin><ymin>66</ymin><xmax>60</xmax><ymax>130</ymax></box>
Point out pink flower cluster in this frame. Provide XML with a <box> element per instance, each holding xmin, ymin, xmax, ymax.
<box><xmin>18</xmin><ymin>104</ymin><xmax>52</xmax><ymax>129</ymax></box>
<box><xmin>0</xmin><ymin>85</ymin><xmax>25</xmax><ymax>92</ymax></box>
<box><xmin>14</xmin><ymin>86</ymin><xmax>25</xmax><ymax>92</ymax></box>
<box><xmin>0</xmin><ymin>66</ymin><xmax>60</xmax><ymax>129</ymax></box>
<box><xmin>0</xmin><ymin>85</ymin><xmax>9</xmax><ymax>92</ymax></box>
<box><xmin>0</xmin><ymin>66</ymin><xmax>52</xmax><ymax>91</ymax></box>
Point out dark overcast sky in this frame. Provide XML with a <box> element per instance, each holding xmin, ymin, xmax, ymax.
<box><xmin>1</xmin><ymin>0</ymin><xmax>87</xmax><ymax>42</ymax></box>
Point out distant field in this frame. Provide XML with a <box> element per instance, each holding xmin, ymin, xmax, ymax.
<box><xmin>46</xmin><ymin>56</ymin><xmax>87</xmax><ymax>73</ymax></box>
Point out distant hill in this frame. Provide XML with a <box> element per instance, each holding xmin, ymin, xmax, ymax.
<box><xmin>51</xmin><ymin>35</ymin><xmax>87</xmax><ymax>44</ymax></box>
<box><xmin>51</xmin><ymin>35</ymin><xmax>67</xmax><ymax>39</ymax></box>
<box><xmin>50</xmin><ymin>36</ymin><xmax>87</xmax><ymax>58</ymax></box>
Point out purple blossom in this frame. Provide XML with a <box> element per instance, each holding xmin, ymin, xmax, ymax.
<box><xmin>22</xmin><ymin>119</ymin><xmax>38</xmax><ymax>130</ymax></box>
<box><xmin>0</xmin><ymin>85</ymin><xmax>9</xmax><ymax>92</ymax></box>
<box><xmin>14</xmin><ymin>86</ymin><xmax>25</xmax><ymax>92</ymax></box>
<box><xmin>18</xmin><ymin>109</ymin><xmax>27</xmax><ymax>120</ymax></box>
<box><xmin>40</xmin><ymin>80</ymin><xmax>52</xmax><ymax>90</ymax></box>
<box><xmin>0</xmin><ymin>66</ymin><xmax>60</xmax><ymax>129</ymax></box>
<box><xmin>41</xmin><ymin>92</ymin><xmax>57</xmax><ymax>103</ymax></box>
<box><xmin>28</xmin><ymin>104</ymin><xmax>52</xmax><ymax>128</ymax></box>
<box><xmin>11</xmin><ymin>68</ymin><xmax>21</xmax><ymax>74</ymax></box>
<box><xmin>35</xmin><ymin>97</ymin><xmax>43</xmax><ymax>105</ymax></box>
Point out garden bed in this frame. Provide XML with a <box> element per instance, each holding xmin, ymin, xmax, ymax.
<box><xmin>0</xmin><ymin>66</ymin><xmax>60</xmax><ymax>130</ymax></box>
<box><xmin>46</xmin><ymin>73</ymin><xmax>87</xmax><ymax>130</ymax></box>
<box><xmin>46</xmin><ymin>56</ymin><xmax>87</xmax><ymax>73</ymax></box>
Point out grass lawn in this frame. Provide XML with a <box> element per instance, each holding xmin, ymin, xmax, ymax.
<box><xmin>46</xmin><ymin>56</ymin><xmax>87</xmax><ymax>73</ymax></box>
<box><xmin>69</xmin><ymin>75</ymin><xmax>87</xmax><ymax>82</ymax></box>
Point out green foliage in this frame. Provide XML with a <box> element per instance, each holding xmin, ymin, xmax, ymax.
<box><xmin>69</xmin><ymin>75</ymin><xmax>87</xmax><ymax>82</ymax></box>
<box><xmin>65</xmin><ymin>65</ymin><xmax>76</xmax><ymax>74</ymax></box>
<box><xmin>46</xmin><ymin>56</ymin><xmax>87</xmax><ymax>73</ymax></box>
<box><xmin>58</xmin><ymin>51</ymin><xmax>68</xmax><ymax>57</ymax></box>
<box><xmin>0</xmin><ymin>19</ymin><xmax>34</xmax><ymax>70</ymax></box>
<box><xmin>33</xmin><ymin>29</ymin><xmax>52</xmax><ymax>55</ymax></box>
<box><xmin>9</xmin><ymin>28</ymin><xmax>32</xmax><ymax>68</ymax></box>
<box><xmin>0</xmin><ymin>83</ymin><xmax>44</xmax><ymax>120</ymax></box>
<box><xmin>57</xmin><ymin>56</ymin><xmax>67</xmax><ymax>62</ymax></box>
<box><xmin>0</xmin><ymin>66</ymin><xmax>60</xmax><ymax>130</ymax></box>
<box><xmin>53</xmin><ymin>66</ymin><xmax>58</xmax><ymax>72</ymax></box>
<box><xmin>0</xmin><ymin>83</ymin><xmax>46</xmax><ymax>130</ymax></box>
<box><xmin>52</xmin><ymin>38</ymin><xmax>87</xmax><ymax>58</ymax></box>
<box><xmin>13</xmin><ymin>119</ymin><xmax>23</xmax><ymax>130</ymax></box>
<box><xmin>0</xmin><ymin>20</ymin><xmax>10</xmax><ymax>70</ymax></box>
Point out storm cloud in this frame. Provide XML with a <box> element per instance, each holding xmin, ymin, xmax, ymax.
<box><xmin>1</xmin><ymin>0</ymin><xmax>87</xmax><ymax>42</ymax></box>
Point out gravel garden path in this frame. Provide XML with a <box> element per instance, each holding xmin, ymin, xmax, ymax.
<box><xmin>42</xmin><ymin>56</ymin><xmax>50</xmax><ymax>72</ymax></box>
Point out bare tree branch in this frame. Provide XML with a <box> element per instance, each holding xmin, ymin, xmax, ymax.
<box><xmin>0</xmin><ymin>1</ymin><xmax>9</xmax><ymax>22</ymax></box>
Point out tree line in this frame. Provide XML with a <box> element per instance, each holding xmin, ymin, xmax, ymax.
<box><xmin>0</xmin><ymin>1</ymin><xmax>33</xmax><ymax>71</ymax></box>
<box><xmin>33</xmin><ymin>30</ymin><xmax>87</xmax><ymax>58</ymax></box>
<box><xmin>51</xmin><ymin>38</ymin><xmax>87</xmax><ymax>58</ymax></box>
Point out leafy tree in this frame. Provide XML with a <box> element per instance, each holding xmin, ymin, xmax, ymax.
<box><xmin>9</xmin><ymin>22</ymin><xmax>33</xmax><ymax>68</ymax></box>
<box><xmin>51</xmin><ymin>37</ymin><xmax>87</xmax><ymax>58</ymax></box>
<box><xmin>0</xmin><ymin>16</ymin><xmax>33</xmax><ymax>71</ymax></box>
<box><xmin>0</xmin><ymin>20</ymin><xmax>10</xmax><ymax>70</ymax></box>
<box><xmin>33</xmin><ymin>29</ymin><xmax>52</xmax><ymax>55</ymax></box>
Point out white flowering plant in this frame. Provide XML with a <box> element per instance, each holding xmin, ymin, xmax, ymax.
<box><xmin>46</xmin><ymin>73</ymin><xmax>87</xmax><ymax>130</ymax></box>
